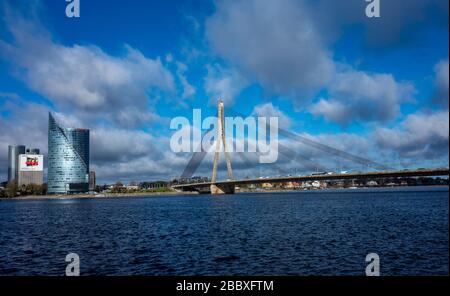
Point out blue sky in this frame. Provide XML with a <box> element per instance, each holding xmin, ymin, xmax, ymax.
<box><xmin>0</xmin><ymin>0</ymin><xmax>448</xmax><ymax>183</ymax></box>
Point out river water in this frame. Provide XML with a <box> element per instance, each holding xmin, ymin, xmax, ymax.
<box><xmin>0</xmin><ymin>186</ymin><xmax>448</xmax><ymax>275</ymax></box>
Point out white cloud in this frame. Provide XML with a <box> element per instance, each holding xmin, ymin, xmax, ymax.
<box><xmin>1</xmin><ymin>1</ymin><xmax>447</xmax><ymax>182</ymax></box>
<box><xmin>0</xmin><ymin>7</ymin><xmax>181</xmax><ymax>182</ymax></box>
<box><xmin>204</xmin><ymin>63</ymin><xmax>248</xmax><ymax>106</ymax></box>
<box><xmin>310</xmin><ymin>70</ymin><xmax>415</xmax><ymax>125</ymax></box>
<box><xmin>205</xmin><ymin>0</ymin><xmax>421</xmax><ymax>126</ymax></box>
<box><xmin>252</xmin><ymin>103</ymin><xmax>292</xmax><ymax>128</ymax></box>
<box><xmin>374</xmin><ymin>110</ymin><xmax>449</xmax><ymax>159</ymax></box>
<box><xmin>0</xmin><ymin>11</ymin><xmax>175</xmax><ymax>128</ymax></box>
<box><xmin>206</xmin><ymin>0</ymin><xmax>335</xmax><ymax>99</ymax></box>
<box><xmin>91</xmin><ymin>127</ymin><xmax>162</xmax><ymax>163</ymax></box>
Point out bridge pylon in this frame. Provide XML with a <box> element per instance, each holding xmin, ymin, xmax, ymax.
<box><xmin>211</xmin><ymin>99</ymin><xmax>235</xmax><ymax>194</ymax></box>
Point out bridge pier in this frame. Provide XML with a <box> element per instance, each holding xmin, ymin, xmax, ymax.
<box><xmin>210</xmin><ymin>184</ymin><xmax>235</xmax><ymax>195</ymax></box>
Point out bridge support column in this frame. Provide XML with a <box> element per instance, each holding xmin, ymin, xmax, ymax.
<box><xmin>210</xmin><ymin>184</ymin><xmax>235</xmax><ymax>195</ymax></box>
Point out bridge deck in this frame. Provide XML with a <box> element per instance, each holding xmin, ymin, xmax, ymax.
<box><xmin>171</xmin><ymin>168</ymin><xmax>449</xmax><ymax>189</ymax></box>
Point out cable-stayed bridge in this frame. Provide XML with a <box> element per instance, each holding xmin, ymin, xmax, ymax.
<box><xmin>173</xmin><ymin>100</ymin><xmax>449</xmax><ymax>194</ymax></box>
<box><xmin>172</xmin><ymin>168</ymin><xmax>449</xmax><ymax>194</ymax></box>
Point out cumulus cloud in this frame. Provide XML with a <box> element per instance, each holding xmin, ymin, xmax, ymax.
<box><xmin>0</xmin><ymin>8</ymin><xmax>175</xmax><ymax>128</ymax></box>
<box><xmin>205</xmin><ymin>0</ymin><xmax>422</xmax><ymax>126</ymax></box>
<box><xmin>0</xmin><ymin>5</ymin><xmax>185</xmax><ymax>182</ymax></box>
<box><xmin>310</xmin><ymin>70</ymin><xmax>415</xmax><ymax>125</ymax></box>
<box><xmin>374</xmin><ymin>111</ymin><xmax>449</xmax><ymax>160</ymax></box>
<box><xmin>204</xmin><ymin>63</ymin><xmax>248</xmax><ymax>105</ymax></box>
<box><xmin>91</xmin><ymin>128</ymin><xmax>162</xmax><ymax>164</ymax></box>
<box><xmin>206</xmin><ymin>0</ymin><xmax>335</xmax><ymax>99</ymax></box>
<box><xmin>1</xmin><ymin>0</ymin><xmax>448</xmax><ymax>183</ymax></box>
<box><xmin>205</xmin><ymin>0</ymin><xmax>447</xmax><ymax>101</ymax></box>
<box><xmin>252</xmin><ymin>103</ymin><xmax>292</xmax><ymax>128</ymax></box>
<box><xmin>92</xmin><ymin>150</ymin><xmax>190</xmax><ymax>183</ymax></box>
<box><xmin>433</xmin><ymin>59</ymin><xmax>449</xmax><ymax>108</ymax></box>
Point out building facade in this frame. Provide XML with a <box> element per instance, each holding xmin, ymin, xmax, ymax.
<box><xmin>18</xmin><ymin>154</ymin><xmax>44</xmax><ymax>187</ymax></box>
<box><xmin>7</xmin><ymin>145</ymin><xmax>25</xmax><ymax>183</ymax></box>
<box><xmin>89</xmin><ymin>171</ymin><xmax>96</xmax><ymax>191</ymax></box>
<box><xmin>26</xmin><ymin>148</ymin><xmax>40</xmax><ymax>155</ymax></box>
<box><xmin>48</xmin><ymin>113</ymin><xmax>90</xmax><ymax>194</ymax></box>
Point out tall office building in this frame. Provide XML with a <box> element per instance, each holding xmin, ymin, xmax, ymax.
<box><xmin>48</xmin><ymin>113</ymin><xmax>90</xmax><ymax>194</ymax></box>
<box><xmin>8</xmin><ymin>145</ymin><xmax>26</xmax><ymax>183</ymax></box>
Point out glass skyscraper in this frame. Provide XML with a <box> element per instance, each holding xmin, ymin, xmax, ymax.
<box><xmin>48</xmin><ymin>113</ymin><xmax>90</xmax><ymax>194</ymax></box>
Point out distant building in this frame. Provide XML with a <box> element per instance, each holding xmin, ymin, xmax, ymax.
<box><xmin>284</xmin><ymin>181</ymin><xmax>299</xmax><ymax>189</ymax></box>
<box><xmin>126</xmin><ymin>185</ymin><xmax>139</xmax><ymax>191</ymax></box>
<box><xmin>312</xmin><ymin>181</ymin><xmax>321</xmax><ymax>188</ymax></box>
<box><xmin>8</xmin><ymin>145</ymin><xmax>25</xmax><ymax>183</ymax></box>
<box><xmin>89</xmin><ymin>171</ymin><xmax>96</xmax><ymax>191</ymax></box>
<box><xmin>48</xmin><ymin>113</ymin><xmax>90</xmax><ymax>194</ymax></box>
<box><xmin>26</xmin><ymin>148</ymin><xmax>40</xmax><ymax>155</ymax></box>
<box><xmin>18</xmin><ymin>153</ymin><xmax>44</xmax><ymax>187</ymax></box>
<box><xmin>140</xmin><ymin>181</ymin><xmax>168</xmax><ymax>190</ymax></box>
<box><xmin>366</xmin><ymin>180</ymin><xmax>378</xmax><ymax>187</ymax></box>
<box><xmin>171</xmin><ymin>176</ymin><xmax>209</xmax><ymax>184</ymax></box>
<box><xmin>305</xmin><ymin>180</ymin><xmax>328</xmax><ymax>189</ymax></box>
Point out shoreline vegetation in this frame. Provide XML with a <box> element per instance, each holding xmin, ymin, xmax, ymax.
<box><xmin>1</xmin><ymin>185</ymin><xmax>448</xmax><ymax>200</ymax></box>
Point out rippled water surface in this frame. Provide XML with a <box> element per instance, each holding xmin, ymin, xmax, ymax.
<box><xmin>0</xmin><ymin>187</ymin><xmax>448</xmax><ymax>275</ymax></box>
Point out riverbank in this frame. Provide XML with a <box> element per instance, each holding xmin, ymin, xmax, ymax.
<box><xmin>1</xmin><ymin>185</ymin><xmax>447</xmax><ymax>200</ymax></box>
